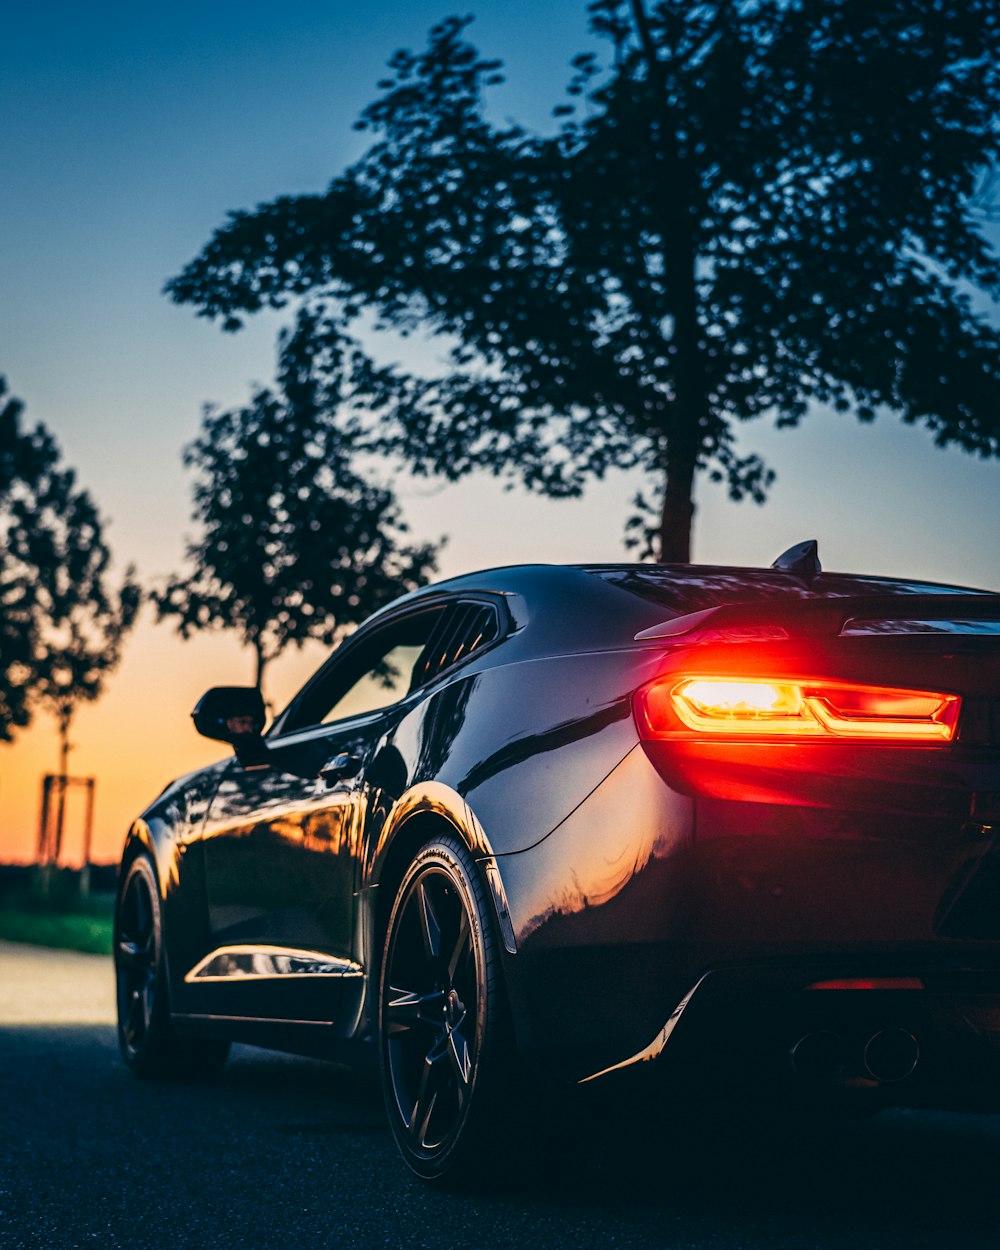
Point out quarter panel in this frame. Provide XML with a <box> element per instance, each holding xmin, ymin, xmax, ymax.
<box><xmin>492</xmin><ymin>741</ymin><xmax>1000</xmax><ymax>1083</ymax></box>
<box><xmin>384</xmin><ymin>649</ymin><xmax>659</xmax><ymax>857</ymax></box>
<box><xmin>492</xmin><ymin>746</ymin><xmax>696</xmax><ymax>1079</ymax></box>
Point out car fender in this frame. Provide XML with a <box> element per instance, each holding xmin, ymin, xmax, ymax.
<box><xmin>366</xmin><ymin>780</ymin><xmax>516</xmax><ymax>952</ymax></box>
<box><xmin>121</xmin><ymin>761</ymin><xmax>229</xmax><ymax>1002</ymax></box>
<box><xmin>368</xmin><ymin>780</ymin><xmax>494</xmax><ymax>870</ymax></box>
<box><xmin>119</xmin><ymin>818</ymin><xmax>158</xmax><ymax>881</ymax></box>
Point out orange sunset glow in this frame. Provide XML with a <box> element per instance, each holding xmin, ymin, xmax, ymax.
<box><xmin>3</xmin><ymin>434</ymin><xmax>1000</xmax><ymax>868</ymax></box>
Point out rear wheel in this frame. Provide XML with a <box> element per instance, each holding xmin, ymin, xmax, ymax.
<box><xmin>115</xmin><ymin>855</ymin><xmax>229</xmax><ymax>1080</ymax></box>
<box><xmin>379</xmin><ymin>836</ymin><xmax>514</xmax><ymax>1184</ymax></box>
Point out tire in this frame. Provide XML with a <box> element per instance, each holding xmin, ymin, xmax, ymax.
<box><xmin>378</xmin><ymin>836</ymin><xmax>514</xmax><ymax>1184</ymax></box>
<box><xmin>114</xmin><ymin>855</ymin><xmax>230</xmax><ymax>1080</ymax></box>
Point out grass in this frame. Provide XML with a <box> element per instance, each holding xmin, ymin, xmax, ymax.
<box><xmin>0</xmin><ymin>872</ymin><xmax>116</xmax><ymax>955</ymax></box>
<box><xmin>0</xmin><ymin>908</ymin><xmax>114</xmax><ymax>955</ymax></box>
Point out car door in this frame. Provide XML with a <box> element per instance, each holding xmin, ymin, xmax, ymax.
<box><xmin>186</xmin><ymin>605</ymin><xmax>448</xmax><ymax>1025</ymax></box>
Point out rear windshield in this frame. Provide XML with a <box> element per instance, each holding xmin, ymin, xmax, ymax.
<box><xmin>588</xmin><ymin>566</ymin><xmax>996</xmax><ymax>618</ymax></box>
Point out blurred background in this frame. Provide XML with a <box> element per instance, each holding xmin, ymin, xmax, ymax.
<box><xmin>2</xmin><ymin>0</ymin><xmax>998</xmax><ymax>890</ymax></box>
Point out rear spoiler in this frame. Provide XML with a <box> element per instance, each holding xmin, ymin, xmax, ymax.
<box><xmin>635</xmin><ymin>595</ymin><xmax>1000</xmax><ymax>643</ymax></box>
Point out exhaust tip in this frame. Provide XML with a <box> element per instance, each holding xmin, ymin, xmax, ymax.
<box><xmin>790</xmin><ymin>1030</ymin><xmax>845</xmax><ymax>1083</ymax></box>
<box><xmin>864</xmin><ymin>1028</ymin><xmax>920</xmax><ymax>1083</ymax></box>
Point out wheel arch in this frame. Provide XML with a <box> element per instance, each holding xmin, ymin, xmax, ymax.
<box><xmin>375</xmin><ymin>820</ymin><xmax>518</xmax><ymax>1181</ymax></box>
<box><xmin>118</xmin><ymin>817</ymin><xmax>177</xmax><ymax>895</ymax></box>
<box><xmin>116</xmin><ymin>818</ymin><xmax>189</xmax><ymax>998</ymax></box>
<box><xmin>117</xmin><ymin>820</ymin><xmax>158</xmax><ymax>899</ymax></box>
<box><xmin>368</xmin><ymin>782</ymin><xmax>517</xmax><ymax>985</ymax></box>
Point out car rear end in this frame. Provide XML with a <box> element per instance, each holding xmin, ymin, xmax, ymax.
<box><xmin>627</xmin><ymin>585</ymin><xmax>1000</xmax><ymax>1111</ymax></box>
<box><xmin>495</xmin><ymin>566</ymin><xmax>1000</xmax><ymax>1111</ymax></box>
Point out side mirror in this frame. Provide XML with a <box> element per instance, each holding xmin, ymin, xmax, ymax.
<box><xmin>192</xmin><ymin>687</ymin><xmax>267</xmax><ymax>763</ymax></box>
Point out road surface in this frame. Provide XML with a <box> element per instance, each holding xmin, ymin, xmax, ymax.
<box><xmin>2</xmin><ymin>940</ymin><xmax>1000</xmax><ymax>1248</ymax></box>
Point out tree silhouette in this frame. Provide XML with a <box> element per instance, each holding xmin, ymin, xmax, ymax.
<box><xmin>154</xmin><ymin>319</ymin><xmax>440</xmax><ymax>696</ymax></box>
<box><xmin>0</xmin><ymin>377</ymin><xmax>140</xmax><ymax>747</ymax></box>
<box><xmin>168</xmin><ymin>1</ymin><xmax>1000</xmax><ymax>560</ymax></box>
<box><xmin>1</xmin><ymin>377</ymin><xmax>49</xmax><ymax>739</ymax></box>
<box><xmin>38</xmin><ymin>546</ymin><xmax>141</xmax><ymax>863</ymax></box>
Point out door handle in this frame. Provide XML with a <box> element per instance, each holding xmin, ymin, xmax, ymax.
<box><xmin>319</xmin><ymin>752</ymin><xmax>364</xmax><ymax>787</ymax></box>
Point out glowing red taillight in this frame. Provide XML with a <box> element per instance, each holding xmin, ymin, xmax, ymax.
<box><xmin>805</xmin><ymin>978</ymin><xmax>924</xmax><ymax>991</ymax></box>
<box><xmin>636</xmin><ymin>675</ymin><xmax>960</xmax><ymax>742</ymax></box>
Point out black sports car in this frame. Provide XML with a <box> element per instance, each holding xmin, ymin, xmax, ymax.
<box><xmin>115</xmin><ymin>543</ymin><xmax>1000</xmax><ymax>1180</ymax></box>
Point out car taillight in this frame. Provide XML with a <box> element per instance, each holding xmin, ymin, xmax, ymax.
<box><xmin>636</xmin><ymin>676</ymin><xmax>961</xmax><ymax>742</ymax></box>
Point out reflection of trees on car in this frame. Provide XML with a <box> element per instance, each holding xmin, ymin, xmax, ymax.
<box><xmin>168</xmin><ymin>0</ymin><xmax>1000</xmax><ymax>561</ymax></box>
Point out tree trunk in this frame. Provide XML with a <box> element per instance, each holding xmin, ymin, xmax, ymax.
<box><xmin>252</xmin><ymin>637</ymin><xmax>270</xmax><ymax>710</ymax></box>
<box><xmin>254</xmin><ymin>645</ymin><xmax>266</xmax><ymax>689</ymax></box>
<box><xmin>657</xmin><ymin>234</ymin><xmax>702</xmax><ymax>564</ymax></box>
<box><xmin>630</xmin><ymin>0</ymin><xmax>706</xmax><ymax>564</ymax></box>
<box><xmin>658</xmin><ymin>454</ymin><xmax>696</xmax><ymax>563</ymax></box>
<box><xmin>52</xmin><ymin>712</ymin><xmax>71</xmax><ymax>865</ymax></box>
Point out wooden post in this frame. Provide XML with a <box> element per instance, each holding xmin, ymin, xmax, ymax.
<box><xmin>36</xmin><ymin>774</ymin><xmax>53</xmax><ymax>864</ymax></box>
<box><xmin>36</xmin><ymin>774</ymin><xmax>54</xmax><ymax>897</ymax></box>
<box><xmin>79</xmin><ymin>779</ymin><xmax>96</xmax><ymax>899</ymax></box>
<box><xmin>53</xmin><ymin>732</ymin><xmax>70</xmax><ymax>866</ymax></box>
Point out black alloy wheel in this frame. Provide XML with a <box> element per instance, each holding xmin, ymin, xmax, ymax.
<box><xmin>115</xmin><ymin>855</ymin><xmax>229</xmax><ymax>1079</ymax></box>
<box><xmin>379</xmin><ymin>836</ymin><xmax>511</xmax><ymax>1183</ymax></box>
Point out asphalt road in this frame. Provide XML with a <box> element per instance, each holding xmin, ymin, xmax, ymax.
<box><xmin>3</xmin><ymin>940</ymin><xmax>1000</xmax><ymax>1250</ymax></box>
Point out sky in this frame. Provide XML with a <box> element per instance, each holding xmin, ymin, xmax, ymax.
<box><xmin>2</xmin><ymin>1</ymin><xmax>999</xmax><ymax>865</ymax></box>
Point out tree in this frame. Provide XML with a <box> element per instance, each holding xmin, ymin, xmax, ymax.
<box><xmin>38</xmin><ymin>548</ymin><xmax>141</xmax><ymax>865</ymax></box>
<box><xmin>0</xmin><ymin>377</ymin><xmax>140</xmax><ymax>747</ymax></box>
<box><xmin>167</xmin><ymin>1</ymin><xmax>1000</xmax><ymax>561</ymax></box>
<box><xmin>154</xmin><ymin>318</ymin><xmax>440</xmax><ymax>695</ymax></box>
<box><xmin>1</xmin><ymin>377</ymin><xmax>49</xmax><ymax>739</ymax></box>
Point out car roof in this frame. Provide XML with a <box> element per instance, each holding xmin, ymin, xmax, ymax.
<box><xmin>368</xmin><ymin>561</ymin><xmax>999</xmax><ymax>651</ymax></box>
<box><xmin>578</xmin><ymin>563</ymin><xmax>999</xmax><ymax>615</ymax></box>
<box><xmin>410</xmin><ymin>560</ymin><xmax>996</xmax><ymax>607</ymax></box>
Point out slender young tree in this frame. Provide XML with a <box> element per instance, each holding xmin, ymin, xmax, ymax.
<box><xmin>0</xmin><ymin>376</ymin><xmax>49</xmax><ymax>739</ymax></box>
<box><xmin>154</xmin><ymin>320</ymin><xmax>439</xmax><ymax>696</ymax></box>
<box><xmin>0</xmin><ymin>377</ymin><xmax>140</xmax><ymax>750</ymax></box>
<box><xmin>39</xmin><ymin>572</ymin><xmax>141</xmax><ymax>862</ymax></box>
<box><xmin>168</xmin><ymin>2</ymin><xmax>1000</xmax><ymax>560</ymax></box>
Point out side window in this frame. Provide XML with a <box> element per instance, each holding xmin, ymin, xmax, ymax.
<box><xmin>321</xmin><ymin>639</ymin><xmax>426</xmax><ymax>724</ymax></box>
<box><xmin>281</xmin><ymin>608</ymin><xmax>446</xmax><ymax>733</ymax></box>
<box><xmin>275</xmin><ymin>598</ymin><xmax>503</xmax><ymax>736</ymax></box>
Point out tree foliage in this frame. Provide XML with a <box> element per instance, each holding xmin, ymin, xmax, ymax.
<box><xmin>168</xmin><ymin>0</ymin><xmax>1000</xmax><ymax>560</ymax></box>
<box><xmin>0</xmin><ymin>377</ymin><xmax>141</xmax><ymax>745</ymax></box>
<box><xmin>154</xmin><ymin>320</ymin><xmax>440</xmax><ymax>693</ymax></box>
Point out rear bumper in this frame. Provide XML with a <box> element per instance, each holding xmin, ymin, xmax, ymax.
<box><xmin>497</xmin><ymin>744</ymin><xmax>1000</xmax><ymax>1090</ymax></box>
<box><xmin>579</xmin><ymin>958</ymin><xmax>1000</xmax><ymax>1114</ymax></box>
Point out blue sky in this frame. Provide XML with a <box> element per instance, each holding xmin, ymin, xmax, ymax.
<box><xmin>1</xmin><ymin>1</ymin><xmax>999</xmax><ymax>861</ymax></box>
<box><xmin>4</xmin><ymin>0</ymin><xmax>998</xmax><ymax>588</ymax></box>
<box><xmin>2</xmin><ymin>1</ymin><xmax>612</xmax><ymax>567</ymax></box>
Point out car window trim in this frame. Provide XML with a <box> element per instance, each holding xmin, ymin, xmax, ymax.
<box><xmin>266</xmin><ymin>705</ymin><xmax>393</xmax><ymax>750</ymax></box>
<box><xmin>267</xmin><ymin>592</ymin><xmax>508</xmax><ymax>741</ymax></box>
